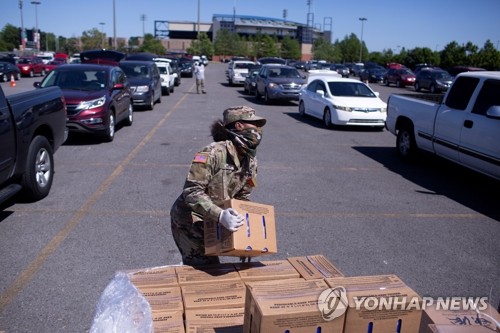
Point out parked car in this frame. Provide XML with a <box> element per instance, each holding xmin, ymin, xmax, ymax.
<box><xmin>227</xmin><ymin>60</ymin><xmax>256</xmax><ymax>86</ymax></box>
<box><xmin>0</xmin><ymin>61</ymin><xmax>21</xmax><ymax>81</ymax></box>
<box><xmin>298</xmin><ymin>75</ymin><xmax>386</xmax><ymax>129</ymax></box>
<box><xmin>16</xmin><ymin>56</ymin><xmax>46</xmax><ymax>77</ymax></box>
<box><xmin>0</xmin><ymin>84</ymin><xmax>67</xmax><ymax>204</ymax></box>
<box><xmin>330</xmin><ymin>64</ymin><xmax>350</xmax><ymax>78</ymax></box>
<box><xmin>167</xmin><ymin>58</ymin><xmax>182</xmax><ymax>86</ymax></box>
<box><xmin>44</xmin><ymin>60</ymin><xmax>65</xmax><ymax>73</ymax></box>
<box><xmin>414</xmin><ymin>69</ymin><xmax>453</xmax><ymax>93</ymax></box>
<box><xmin>359</xmin><ymin>67</ymin><xmax>386</xmax><ymax>83</ymax></box>
<box><xmin>154</xmin><ymin>58</ymin><xmax>175</xmax><ymax>95</ymax></box>
<box><xmin>257</xmin><ymin>57</ymin><xmax>287</xmax><ymax>65</ymax></box>
<box><xmin>80</xmin><ymin>49</ymin><xmax>126</xmax><ymax>66</ymax></box>
<box><xmin>384</xmin><ymin>68</ymin><xmax>416</xmax><ymax>87</ymax></box>
<box><xmin>35</xmin><ymin>64</ymin><xmax>133</xmax><ymax>142</ymax></box>
<box><xmin>254</xmin><ymin>64</ymin><xmax>307</xmax><ymax>104</ymax></box>
<box><xmin>447</xmin><ymin>66</ymin><xmax>486</xmax><ymax>77</ymax></box>
<box><xmin>119</xmin><ymin>60</ymin><xmax>162</xmax><ymax>110</ymax></box>
<box><xmin>243</xmin><ymin>65</ymin><xmax>262</xmax><ymax>95</ymax></box>
<box><xmin>178</xmin><ymin>58</ymin><xmax>194</xmax><ymax>77</ymax></box>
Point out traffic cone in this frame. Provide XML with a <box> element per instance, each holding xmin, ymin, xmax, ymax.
<box><xmin>10</xmin><ymin>75</ymin><xmax>16</xmax><ymax>87</ymax></box>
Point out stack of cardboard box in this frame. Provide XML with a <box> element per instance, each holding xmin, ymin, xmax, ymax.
<box><xmin>120</xmin><ymin>200</ymin><xmax>499</xmax><ymax>332</ymax></box>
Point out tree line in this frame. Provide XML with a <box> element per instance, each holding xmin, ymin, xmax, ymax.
<box><xmin>1</xmin><ymin>23</ymin><xmax>499</xmax><ymax>70</ymax></box>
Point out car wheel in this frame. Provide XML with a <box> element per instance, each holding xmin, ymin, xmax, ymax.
<box><xmin>148</xmin><ymin>94</ymin><xmax>155</xmax><ymax>111</ymax></box>
<box><xmin>165</xmin><ymin>86</ymin><xmax>170</xmax><ymax>96</ymax></box>
<box><xmin>430</xmin><ymin>84</ymin><xmax>436</xmax><ymax>94</ymax></box>
<box><xmin>254</xmin><ymin>88</ymin><xmax>260</xmax><ymax>99</ymax></box>
<box><xmin>384</xmin><ymin>79</ymin><xmax>389</xmax><ymax>86</ymax></box>
<box><xmin>41</xmin><ymin>69</ymin><xmax>46</xmax><ymax>76</ymax></box>
<box><xmin>123</xmin><ymin>103</ymin><xmax>133</xmax><ymax>126</ymax></box>
<box><xmin>415</xmin><ymin>82</ymin><xmax>421</xmax><ymax>92</ymax></box>
<box><xmin>396</xmin><ymin>80</ymin><xmax>402</xmax><ymax>88</ymax></box>
<box><xmin>21</xmin><ymin>135</ymin><xmax>54</xmax><ymax>201</ymax></box>
<box><xmin>264</xmin><ymin>90</ymin><xmax>273</xmax><ymax>104</ymax></box>
<box><xmin>30</xmin><ymin>70</ymin><xmax>34</xmax><ymax>77</ymax></box>
<box><xmin>323</xmin><ymin>108</ymin><xmax>332</xmax><ymax>128</ymax></box>
<box><xmin>170</xmin><ymin>85</ymin><xmax>174</xmax><ymax>93</ymax></box>
<box><xmin>103</xmin><ymin>112</ymin><xmax>115</xmax><ymax>142</ymax></box>
<box><xmin>157</xmin><ymin>92</ymin><xmax>162</xmax><ymax>104</ymax></box>
<box><xmin>1</xmin><ymin>74</ymin><xmax>6</xmax><ymax>82</ymax></box>
<box><xmin>396</xmin><ymin>123</ymin><xmax>417</xmax><ymax>161</ymax></box>
<box><xmin>16</xmin><ymin>73</ymin><xmax>21</xmax><ymax>80</ymax></box>
<box><xmin>298</xmin><ymin>100</ymin><xmax>306</xmax><ymax>117</ymax></box>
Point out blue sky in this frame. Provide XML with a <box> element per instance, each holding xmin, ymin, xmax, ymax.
<box><xmin>2</xmin><ymin>0</ymin><xmax>499</xmax><ymax>52</ymax></box>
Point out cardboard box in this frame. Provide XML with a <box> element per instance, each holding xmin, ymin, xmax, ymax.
<box><xmin>128</xmin><ymin>266</ymin><xmax>178</xmax><ymax>287</ymax></box>
<box><xmin>325</xmin><ymin>275</ymin><xmax>422</xmax><ymax>333</ymax></box>
<box><xmin>185</xmin><ymin>307</ymin><xmax>245</xmax><ymax>333</ymax></box>
<box><xmin>427</xmin><ymin>324</ymin><xmax>495</xmax><ymax>333</ymax></box>
<box><xmin>134</xmin><ymin>285</ymin><xmax>183</xmax><ymax>313</ymax></box>
<box><xmin>204</xmin><ymin>199</ymin><xmax>277</xmax><ymax>257</ymax></box>
<box><xmin>419</xmin><ymin>301</ymin><xmax>500</xmax><ymax>333</ymax></box>
<box><xmin>151</xmin><ymin>310</ymin><xmax>185</xmax><ymax>333</ymax></box>
<box><xmin>288</xmin><ymin>254</ymin><xmax>344</xmax><ymax>280</ymax></box>
<box><xmin>175</xmin><ymin>264</ymin><xmax>241</xmax><ymax>286</ymax></box>
<box><xmin>181</xmin><ymin>281</ymin><xmax>246</xmax><ymax>310</ymax></box>
<box><xmin>234</xmin><ymin>259</ymin><xmax>301</xmax><ymax>282</ymax></box>
<box><xmin>243</xmin><ymin>279</ymin><xmax>345</xmax><ymax>333</ymax></box>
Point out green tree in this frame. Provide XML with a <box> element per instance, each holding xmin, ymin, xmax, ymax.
<box><xmin>62</xmin><ymin>37</ymin><xmax>80</xmax><ymax>55</ymax></box>
<box><xmin>333</xmin><ymin>34</ymin><xmax>361</xmax><ymax>63</ymax></box>
<box><xmin>474</xmin><ymin>40</ymin><xmax>500</xmax><ymax>70</ymax></box>
<box><xmin>405</xmin><ymin>47</ymin><xmax>440</xmax><ymax>68</ymax></box>
<box><xmin>439</xmin><ymin>41</ymin><xmax>466</xmax><ymax>70</ymax></box>
<box><xmin>139</xmin><ymin>33</ymin><xmax>166</xmax><ymax>54</ymax></box>
<box><xmin>81</xmin><ymin>28</ymin><xmax>105</xmax><ymax>51</ymax></box>
<box><xmin>213</xmin><ymin>29</ymin><xmax>233</xmax><ymax>58</ymax></box>
<box><xmin>280</xmin><ymin>35</ymin><xmax>300</xmax><ymax>60</ymax></box>
<box><xmin>187</xmin><ymin>32</ymin><xmax>214</xmax><ymax>57</ymax></box>
<box><xmin>0</xmin><ymin>24</ymin><xmax>21</xmax><ymax>51</ymax></box>
<box><xmin>312</xmin><ymin>37</ymin><xmax>337</xmax><ymax>62</ymax></box>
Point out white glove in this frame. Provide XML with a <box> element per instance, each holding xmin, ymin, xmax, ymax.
<box><xmin>219</xmin><ymin>208</ymin><xmax>245</xmax><ymax>232</ymax></box>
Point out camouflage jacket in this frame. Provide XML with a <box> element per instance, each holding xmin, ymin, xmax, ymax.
<box><xmin>171</xmin><ymin>140</ymin><xmax>258</xmax><ymax>224</ymax></box>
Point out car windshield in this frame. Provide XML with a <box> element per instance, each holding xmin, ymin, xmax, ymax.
<box><xmin>41</xmin><ymin>69</ymin><xmax>108</xmax><ymax>90</ymax></box>
<box><xmin>158</xmin><ymin>66</ymin><xmax>168</xmax><ymax>74</ymax></box>
<box><xmin>433</xmin><ymin>71</ymin><xmax>452</xmax><ymax>80</ymax></box>
<box><xmin>328</xmin><ymin>82</ymin><xmax>376</xmax><ymax>97</ymax></box>
<box><xmin>234</xmin><ymin>63</ymin><xmax>254</xmax><ymax>69</ymax></box>
<box><xmin>121</xmin><ymin>64</ymin><xmax>150</xmax><ymax>78</ymax></box>
<box><xmin>18</xmin><ymin>58</ymin><xmax>34</xmax><ymax>64</ymax></box>
<box><xmin>268</xmin><ymin>68</ymin><xmax>301</xmax><ymax>78</ymax></box>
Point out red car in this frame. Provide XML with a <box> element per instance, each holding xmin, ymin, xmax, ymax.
<box><xmin>44</xmin><ymin>59</ymin><xmax>65</xmax><ymax>73</ymax></box>
<box><xmin>17</xmin><ymin>56</ymin><xmax>46</xmax><ymax>77</ymax></box>
<box><xmin>384</xmin><ymin>68</ymin><xmax>416</xmax><ymax>87</ymax></box>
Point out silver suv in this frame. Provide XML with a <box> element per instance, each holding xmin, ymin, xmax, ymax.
<box><xmin>254</xmin><ymin>64</ymin><xmax>307</xmax><ymax>104</ymax></box>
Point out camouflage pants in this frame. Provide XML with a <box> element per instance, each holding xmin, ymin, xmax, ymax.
<box><xmin>170</xmin><ymin>212</ymin><xmax>220</xmax><ymax>266</ymax></box>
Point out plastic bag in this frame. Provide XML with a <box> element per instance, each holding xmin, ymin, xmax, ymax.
<box><xmin>89</xmin><ymin>271</ymin><xmax>153</xmax><ymax>333</ymax></box>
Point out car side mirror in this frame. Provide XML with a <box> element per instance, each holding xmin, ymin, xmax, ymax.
<box><xmin>486</xmin><ymin>105</ymin><xmax>500</xmax><ymax>119</ymax></box>
<box><xmin>33</xmin><ymin>82</ymin><xmax>41</xmax><ymax>88</ymax></box>
<box><xmin>316</xmin><ymin>89</ymin><xmax>325</xmax><ymax>96</ymax></box>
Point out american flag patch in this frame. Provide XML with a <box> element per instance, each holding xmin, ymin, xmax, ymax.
<box><xmin>193</xmin><ymin>153</ymin><xmax>208</xmax><ymax>163</ymax></box>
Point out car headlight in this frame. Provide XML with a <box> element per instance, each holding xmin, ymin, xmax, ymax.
<box><xmin>135</xmin><ymin>85</ymin><xmax>150</xmax><ymax>93</ymax></box>
<box><xmin>76</xmin><ymin>96</ymin><xmax>106</xmax><ymax>110</ymax></box>
<box><xmin>268</xmin><ymin>82</ymin><xmax>279</xmax><ymax>89</ymax></box>
<box><xmin>334</xmin><ymin>105</ymin><xmax>354</xmax><ymax>112</ymax></box>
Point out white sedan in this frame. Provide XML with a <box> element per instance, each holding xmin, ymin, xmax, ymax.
<box><xmin>298</xmin><ymin>75</ymin><xmax>387</xmax><ymax>129</ymax></box>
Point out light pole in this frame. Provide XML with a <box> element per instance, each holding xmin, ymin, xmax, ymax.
<box><xmin>99</xmin><ymin>22</ymin><xmax>106</xmax><ymax>48</ymax></box>
<box><xmin>31</xmin><ymin>1</ymin><xmax>41</xmax><ymax>51</ymax></box>
<box><xmin>358</xmin><ymin>17</ymin><xmax>367</xmax><ymax>63</ymax></box>
<box><xmin>19</xmin><ymin>0</ymin><xmax>26</xmax><ymax>50</ymax></box>
<box><xmin>140</xmin><ymin>14</ymin><xmax>146</xmax><ymax>37</ymax></box>
<box><xmin>112</xmin><ymin>0</ymin><xmax>116</xmax><ymax>49</ymax></box>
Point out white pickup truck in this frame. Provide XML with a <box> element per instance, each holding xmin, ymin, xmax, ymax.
<box><xmin>386</xmin><ymin>71</ymin><xmax>500</xmax><ymax>180</ymax></box>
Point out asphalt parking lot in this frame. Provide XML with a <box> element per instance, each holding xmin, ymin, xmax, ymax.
<box><xmin>0</xmin><ymin>62</ymin><xmax>499</xmax><ymax>332</ymax></box>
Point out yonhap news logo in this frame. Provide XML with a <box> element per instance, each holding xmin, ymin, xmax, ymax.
<box><xmin>317</xmin><ymin>287</ymin><xmax>348</xmax><ymax>321</ymax></box>
<box><xmin>317</xmin><ymin>286</ymin><xmax>491</xmax><ymax>321</ymax></box>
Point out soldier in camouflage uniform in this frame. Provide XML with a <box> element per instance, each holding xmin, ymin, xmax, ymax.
<box><xmin>170</xmin><ymin>106</ymin><xmax>267</xmax><ymax>265</ymax></box>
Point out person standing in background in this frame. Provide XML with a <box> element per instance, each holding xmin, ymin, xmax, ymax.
<box><xmin>193</xmin><ymin>62</ymin><xmax>206</xmax><ymax>94</ymax></box>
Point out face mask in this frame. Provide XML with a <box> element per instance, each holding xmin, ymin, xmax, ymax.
<box><xmin>230</xmin><ymin>127</ymin><xmax>263</xmax><ymax>157</ymax></box>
